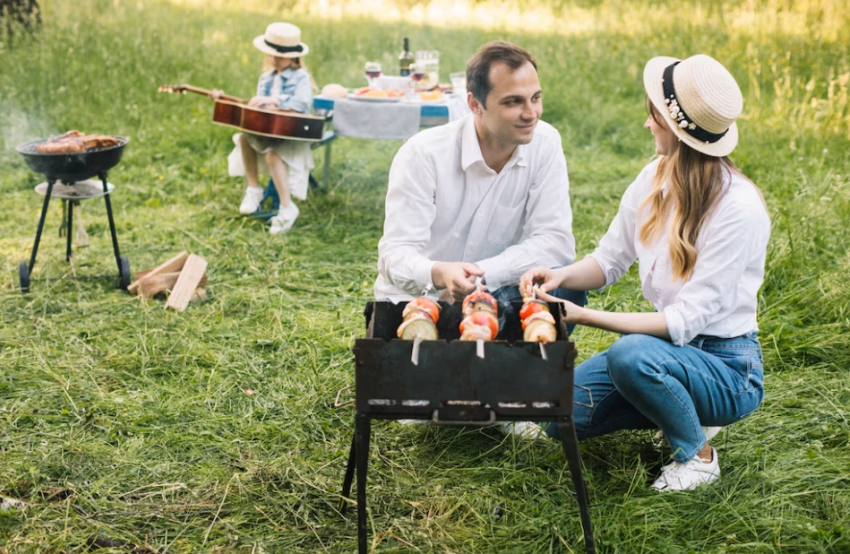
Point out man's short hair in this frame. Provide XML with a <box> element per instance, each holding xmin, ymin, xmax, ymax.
<box><xmin>466</xmin><ymin>41</ymin><xmax>538</xmax><ymax>109</ymax></box>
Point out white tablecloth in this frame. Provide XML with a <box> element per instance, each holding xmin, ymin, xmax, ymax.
<box><xmin>332</xmin><ymin>94</ymin><xmax>471</xmax><ymax>140</ymax></box>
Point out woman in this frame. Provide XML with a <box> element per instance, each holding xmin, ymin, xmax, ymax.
<box><xmin>520</xmin><ymin>54</ymin><xmax>770</xmax><ymax>491</ymax></box>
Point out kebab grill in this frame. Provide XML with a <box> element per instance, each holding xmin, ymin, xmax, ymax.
<box><xmin>338</xmin><ymin>295</ymin><xmax>597</xmax><ymax>554</ymax></box>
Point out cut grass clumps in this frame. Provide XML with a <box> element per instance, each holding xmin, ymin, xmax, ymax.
<box><xmin>0</xmin><ymin>0</ymin><xmax>849</xmax><ymax>552</ymax></box>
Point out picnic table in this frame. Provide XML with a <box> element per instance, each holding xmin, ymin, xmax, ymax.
<box><xmin>312</xmin><ymin>93</ymin><xmax>471</xmax><ymax>140</ymax></box>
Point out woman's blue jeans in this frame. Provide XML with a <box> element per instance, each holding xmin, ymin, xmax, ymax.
<box><xmin>545</xmin><ymin>332</ymin><xmax>765</xmax><ymax>462</ymax></box>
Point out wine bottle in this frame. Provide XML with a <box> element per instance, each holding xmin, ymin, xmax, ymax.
<box><xmin>399</xmin><ymin>37</ymin><xmax>414</xmax><ymax>77</ymax></box>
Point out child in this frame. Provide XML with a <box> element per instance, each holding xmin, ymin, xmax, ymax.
<box><xmin>221</xmin><ymin>22</ymin><xmax>315</xmax><ymax>234</ymax></box>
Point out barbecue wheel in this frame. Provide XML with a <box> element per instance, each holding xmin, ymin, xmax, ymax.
<box><xmin>119</xmin><ymin>256</ymin><xmax>131</xmax><ymax>291</ymax></box>
<box><xmin>18</xmin><ymin>261</ymin><xmax>30</xmax><ymax>294</ymax></box>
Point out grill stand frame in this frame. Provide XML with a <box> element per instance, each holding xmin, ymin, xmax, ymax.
<box><xmin>20</xmin><ymin>172</ymin><xmax>130</xmax><ymax>293</ymax></box>
<box><xmin>339</xmin><ymin>301</ymin><xmax>596</xmax><ymax>554</ymax></box>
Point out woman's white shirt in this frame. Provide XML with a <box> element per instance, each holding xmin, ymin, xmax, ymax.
<box><xmin>588</xmin><ymin>158</ymin><xmax>771</xmax><ymax>346</ymax></box>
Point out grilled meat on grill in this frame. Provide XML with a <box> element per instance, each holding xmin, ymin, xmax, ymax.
<box><xmin>397</xmin><ymin>297</ymin><xmax>441</xmax><ymax>340</ymax></box>
<box><xmin>459</xmin><ymin>291</ymin><xmax>499</xmax><ymax>341</ymax></box>
<box><xmin>520</xmin><ymin>299</ymin><xmax>557</xmax><ymax>343</ymax></box>
<box><xmin>36</xmin><ymin>131</ymin><xmax>120</xmax><ymax>154</ymax></box>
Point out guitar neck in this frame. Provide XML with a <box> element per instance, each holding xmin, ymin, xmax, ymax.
<box><xmin>178</xmin><ymin>84</ymin><xmax>244</xmax><ymax>104</ymax></box>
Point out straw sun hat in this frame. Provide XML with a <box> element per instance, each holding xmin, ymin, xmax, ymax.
<box><xmin>253</xmin><ymin>23</ymin><xmax>309</xmax><ymax>58</ymax></box>
<box><xmin>644</xmin><ymin>54</ymin><xmax>743</xmax><ymax>157</ymax></box>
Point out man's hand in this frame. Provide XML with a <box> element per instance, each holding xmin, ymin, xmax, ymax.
<box><xmin>431</xmin><ymin>262</ymin><xmax>484</xmax><ymax>302</ymax></box>
<box><xmin>519</xmin><ymin>266</ymin><xmax>566</xmax><ymax>299</ymax></box>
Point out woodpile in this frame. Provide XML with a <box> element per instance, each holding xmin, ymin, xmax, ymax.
<box><xmin>128</xmin><ymin>251</ymin><xmax>208</xmax><ymax>311</ymax></box>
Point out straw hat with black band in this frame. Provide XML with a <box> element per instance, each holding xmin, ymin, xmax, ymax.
<box><xmin>644</xmin><ymin>54</ymin><xmax>743</xmax><ymax>158</ymax></box>
<box><xmin>253</xmin><ymin>23</ymin><xmax>309</xmax><ymax>58</ymax></box>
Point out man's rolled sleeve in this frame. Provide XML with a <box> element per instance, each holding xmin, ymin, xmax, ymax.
<box><xmin>476</xmin><ymin>256</ymin><xmax>511</xmax><ymax>291</ymax></box>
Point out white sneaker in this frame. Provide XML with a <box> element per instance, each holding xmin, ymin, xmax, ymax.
<box><xmin>651</xmin><ymin>447</ymin><xmax>720</xmax><ymax>492</ymax></box>
<box><xmin>0</xmin><ymin>496</ymin><xmax>26</xmax><ymax>514</ymax></box>
<box><xmin>239</xmin><ymin>187</ymin><xmax>264</xmax><ymax>215</ymax></box>
<box><xmin>499</xmin><ymin>421</ymin><xmax>546</xmax><ymax>439</ymax></box>
<box><xmin>269</xmin><ymin>202</ymin><xmax>299</xmax><ymax>234</ymax></box>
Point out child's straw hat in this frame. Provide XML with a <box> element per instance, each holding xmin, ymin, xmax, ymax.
<box><xmin>253</xmin><ymin>23</ymin><xmax>309</xmax><ymax>58</ymax></box>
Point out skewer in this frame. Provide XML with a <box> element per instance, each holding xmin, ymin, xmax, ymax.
<box><xmin>476</xmin><ymin>338</ymin><xmax>485</xmax><ymax>359</ymax></box>
<box><xmin>411</xmin><ymin>335</ymin><xmax>422</xmax><ymax>366</ymax></box>
<box><xmin>531</xmin><ymin>285</ymin><xmax>549</xmax><ymax>360</ymax></box>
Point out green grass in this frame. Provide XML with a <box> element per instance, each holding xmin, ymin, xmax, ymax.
<box><xmin>1</xmin><ymin>0</ymin><xmax>849</xmax><ymax>552</ymax></box>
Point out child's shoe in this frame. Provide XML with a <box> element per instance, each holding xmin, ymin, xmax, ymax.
<box><xmin>269</xmin><ymin>202</ymin><xmax>299</xmax><ymax>234</ymax></box>
<box><xmin>239</xmin><ymin>187</ymin><xmax>265</xmax><ymax>214</ymax></box>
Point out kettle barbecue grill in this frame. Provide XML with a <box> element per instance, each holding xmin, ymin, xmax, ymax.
<box><xmin>15</xmin><ymin>137</ymin><xmax>131</xmax><ymax>293</ymax></box>
<box><xmin>339</xmin><ymin>300</ymin><xmax>596</xmax><ymax>554</ymax></box>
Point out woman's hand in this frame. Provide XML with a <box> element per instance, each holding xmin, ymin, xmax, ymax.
<box><xmin>555</xmin><ymin>298</ymin><xmax>584</xmax><ymax>325</ymax></box>
<box><xmin>519</xmin><ymin>266</ymin><xmax>565</xmax><ymax>299</ymax></box>
<box><xmin>210</xmin><ymin>89</ymin><xmax>225</xmax><ymax>100</ymax></box>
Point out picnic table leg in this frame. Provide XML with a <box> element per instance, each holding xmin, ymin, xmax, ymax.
<box><xmin>558</xmin><ymin>421</ymin><xmax>596</xmax><ymax>554</ymax></box>
<box><xmin>322</xmin><ymin>142</ymin><xmax>332</xmax><ymax>189</ymax></box>
<box><xmin>356</xmin><ymin>413</ymin><xmax>371</xmax><ymax>554</ymax></box>
<box><xmin>339</xmin><ymin>432</ymin><xmax>357</xmax><ymax>514</ymax></box>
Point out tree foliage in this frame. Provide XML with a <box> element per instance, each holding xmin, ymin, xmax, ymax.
<box><xmin>0</xmin><ymin>0</ymin><xmax>40</xmax><ymax>45</ymax></box>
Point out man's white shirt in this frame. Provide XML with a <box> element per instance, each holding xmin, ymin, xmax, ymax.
<box><xmin>588</xmin><ymin>158</ymin><xmax>771</xmax><ymax>346</ymax></box>
<box><xmin>375</xmin><ymin>114</ymin><xmax>576</xmax><ymax>300</ymax></box>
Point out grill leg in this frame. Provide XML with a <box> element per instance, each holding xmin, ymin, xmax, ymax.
<box><xmin>65</xmin><ymin>198</ymin><xmax>73</xmax><ymax>261</ymax></box>
<box><xmin>355</xmin><ymin>414</ymin><xmax>371</xmax><ymax>554</ymax></box>
<box><xmin>558</xmin><ymin>420</ymin><xmax>596</xmax><ymax>554</ymax></box>
<box><xmin>28</xmin><ymin>179</ymin><xmax>55</xmax><ymax>274</ymax></box>
<box><xmin>100</xmin><ymin>173</ymin><xmax>124</xmax><ymax>281</ymax></box>
<box><xmin>339</xmin><ymin>433</ymin><xmax>357</xmax><ymax>515</ymax></box>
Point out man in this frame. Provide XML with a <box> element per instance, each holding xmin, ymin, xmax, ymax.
<box><xmin>377</xmin><ymin>40</ymin><xmax>585</xmax><ymax>306</ymax></box>
<box><xmin>375</xmin><ymin>41</ymin><xmax>587</xmax><ymax>437</ymax></box>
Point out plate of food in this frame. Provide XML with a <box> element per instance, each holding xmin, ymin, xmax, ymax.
<box><xmin>417</xmin><ymin>90</ymin><xmax>445</xmax><ymax>103</ymax></box>
<box><xmin>350</xmin><ymin>87</ymin><xmax>404</xmax><ymax>102</ymax></box>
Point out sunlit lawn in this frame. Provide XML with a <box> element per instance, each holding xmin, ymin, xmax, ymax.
<box><xmin>0</xmin><ymin>0</ymin><xmax>848</xmax><ymax>552</ymax></box>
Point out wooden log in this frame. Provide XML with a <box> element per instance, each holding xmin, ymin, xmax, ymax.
<box><xmin>137</xmin><ymin>271</ymin><xmax>207</xmax><ymax>299</ymax></box>
<box><xmin>191</xmin><ymin>288</ymin><xmax>208</xmax><ymax>304</ymax></box>
<box><xmin>128</xmin><ymin>251</ymin><xmax>188</xmax><ymax>295</ymax></box>
<box><xmin>166</xmin><ymin>254</ymin><xmax>208</xmax><ymax>311</ymax></box>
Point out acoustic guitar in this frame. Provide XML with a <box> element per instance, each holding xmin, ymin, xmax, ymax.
<box><xmin>158</xmin><ymin>84</ymin><xmax>325</xmax><ymax>142</ymax></box>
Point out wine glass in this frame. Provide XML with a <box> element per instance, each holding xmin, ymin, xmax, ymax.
<box><xmin>411</xmin><ymin>62</ymin><xmax>427</xmax><ymax>91</ymax></box>
<box><xmin>365</xmin><ymin>61</ymin><xmax>382</xmax><ymax>86</ymax></box>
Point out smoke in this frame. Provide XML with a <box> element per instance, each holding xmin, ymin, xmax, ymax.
<box><xmin>0</xmin><ymin>103</ymin><xmax>38</xmax><ymax>152</ymax></box>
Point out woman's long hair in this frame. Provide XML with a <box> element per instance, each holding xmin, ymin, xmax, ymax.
<box><xmin>639</xmin><ymin>96</ymin><xmax>752</xmax><ymax>281</ymax></box>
